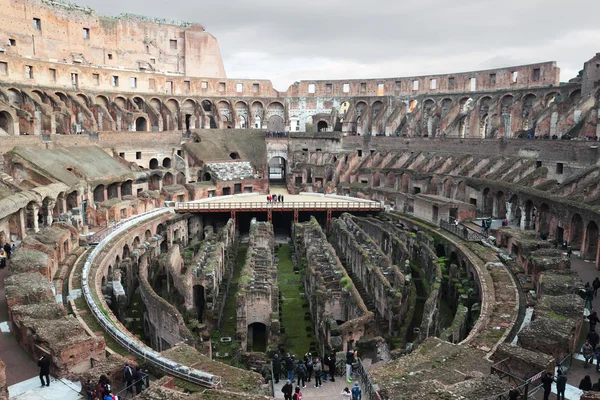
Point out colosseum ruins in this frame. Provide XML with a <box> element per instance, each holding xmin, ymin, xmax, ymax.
<box><xmin>0</xmin><ymin>0</ymin><xmax>599</xmax><ymax>399</ymax></box>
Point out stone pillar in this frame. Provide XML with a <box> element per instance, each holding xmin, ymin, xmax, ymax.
<box><xmin>31</xmin><ymin>204</ymin><xmax>40</xmax><ymax>233</ymax></box>
<box><xmin>45</xmin><ymin>201</ymin><xmax>55</xmax><ymax>226</ymax></box>
<box><xmin>519</xmin><ymin>206</ymin><xmax>527</xmax><ymax>230</ymax></box>
<box><xmin>104</xmin><ymin>188</ymin><xmax>108</xmax><ymax>202</ymax></box>
<box><xmin>98</xmin><ymin>112</ymin><xmax>103</xmax><ymax>131</ymax></box>
<box><xmin>116</xmin><ymin>114</ymin><xmax>122</xmax><ymax>131</ymax></box>
<box><xmin>492</xmin><ymin>196</ymin><xmax>499</xmax><ymax>219</ymax></box>
<box><xmin>506</xmin><ymin>202</ymin><xmax>513</xmax><ymax>224</ymax></box>
<box><xmin>50</xmin><ymin>113</ymin><xmax>56</xmax><ymax>135</ymax></box>
<box><xmin>34</xmin><ymin>110</ymin><xmax>42</xmax><ymax>135</ymax></box>
<box><xmin>17</xmin><ymin>208</ymin><xmax>26</xmax><ymax>240</ymax></box>
<box><xmin>117</xmin><ymin>185</ymin><xmax>122</xmax><ymax>200</ymax></box>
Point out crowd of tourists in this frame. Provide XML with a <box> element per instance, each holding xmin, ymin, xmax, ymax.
<box><xmin>267</xmin><ymin>194</ymin><xmax>284</xmax><ymax>203</ymax></box>
<box><xmin>273</xmin><ymin>349</ymin><xmax>363</xmax><ymax>399</ymax></box>
<box><xmin>265</xmin><ymin>131</ymin><xmax>288</xmax><ymax>138</ymax></box>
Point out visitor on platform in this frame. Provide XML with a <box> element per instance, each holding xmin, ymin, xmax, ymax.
<box><xmin>282</xmin><ymin>380</ymin><xmax>293</xmax><ymax>400</ymax></box>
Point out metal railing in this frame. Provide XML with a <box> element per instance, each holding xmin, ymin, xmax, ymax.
<box><xmin>115</xmin><ymin>372</ymin><xmax>149</xmax><ymax>397</ymax></box>
<box><xmin>484</xmin><ymin>358</ymin><xmax>545</xmax><ymax>400</ymax></box>
<box><xmin>175</xmin><ymin>201</ymin><xmax>383</xmax><ymax>212</ymax></box>
<box><xmin>81</xmin><ymin>207</ymin><xmax>222</xmax><ymax>389</ymax></box>
<box><xmin>356</xmin><ymin>358</ymin><xmax>380</xmax><ymax>400</ymax></box>
<box><xmin>440</xmin><ymin>220</ymin><xmax>487</xmax><ymax>242</ymax></box>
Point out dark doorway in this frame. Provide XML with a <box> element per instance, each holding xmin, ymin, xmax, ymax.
<box><xmin>248</xmin><ymin>322</ymin><xmax>267</xmax><ymax>352</ymax></box>
<box><xmin>135</xmin><ymin>117</ymin><xmax>147</xmax><ymax>132</ymax></box>
<box><xmin>193</xmin><ymin>285</ymin><xmax>205</xmax><ymax>322</ymax></box>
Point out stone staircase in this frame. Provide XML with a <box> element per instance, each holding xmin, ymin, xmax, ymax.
<box><xmin>343</xmin><ymin>263</ymin><xmax>376</xmax><ymax>313</ymax></box>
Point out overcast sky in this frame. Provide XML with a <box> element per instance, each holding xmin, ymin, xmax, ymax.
<box><xmin>78</xmin><ymin>0</ymin><xmax>600</xmax><ymax>91</ymax></box>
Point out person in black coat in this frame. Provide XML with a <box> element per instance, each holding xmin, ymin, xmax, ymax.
<box><xmin>272</xmin><ymin>353</ymin><xmax>281</xmax><ymax>384</ymax></box>
<box><xmin>580</xmin><ymin>375</ymin><xmax>593</xmax><ymax>391</ymax></box>
<box><xmin>281</xmin><ymin>380</ymin><xmax>293</xmax><ymax>400</ymax></box>
<box><xmin>3</xmin><ymin>243</ymin><xmax>11</xmax><ymax>260</ymax></box>
<box><xmin>38</xmin><ymin>354</ymin><xmax>51</xmax><ymax>387</ymax></box>
<box><xmin>541</xmin><ymin>372</ymin><xmax>553</xmax><ymax>400</ymax></box>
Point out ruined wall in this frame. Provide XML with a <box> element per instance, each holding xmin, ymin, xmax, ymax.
<box><xmin>236</xmin><ymin>219</ymin><xmax>278</xmax><ymax>351</ymax></box>
<box><xmin>293</xmin><ymin>217</ymin><xmax>374</xmax><ymax>352</ymax></box>
<box><xmin>0</xmin><ymin>0</ymin><xmax>225</xmax><ymax>79</ymax></box>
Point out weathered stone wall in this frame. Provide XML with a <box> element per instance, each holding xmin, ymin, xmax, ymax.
<box><xmin>293</xmin><ymin>217</ymin><xmax>374</xmax><ymax>352</ymax></box>
<box><xmin>236</xmin><ymin>219</ymin><xmax>278</xmax><ymax>351</ymax></box>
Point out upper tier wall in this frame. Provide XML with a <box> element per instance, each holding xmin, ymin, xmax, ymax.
<box><xmin>0</xmin><ymin>0</ymin><xmax>225</xmax><ymax>78</ymax></box>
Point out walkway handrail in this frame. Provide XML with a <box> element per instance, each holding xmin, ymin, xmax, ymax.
<box><xmin>175</xmin><ymin>201</ymin><xmax>383</xmax><ymax>212</ymax></box>
<box><xmin>81</xmin><ymin>207</ymin><xmax>222</xmax><ymax>388</ymax></box>
<box><xmin>356</xmin><ymin>358</ymin><xmax>380</xmax><ymax>400</ymax></box>
<box><xmin>440</xmin><ymin>219</ymin><xmax>487</xmax><ymax>242</ymax></box>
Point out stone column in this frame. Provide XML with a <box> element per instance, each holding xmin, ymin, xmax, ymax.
<box><xmin>506</xmin><ymin>202</ymin><xmax>513</xmax><ymax>224</ymax></box>
<box><xmin>17</xmin><ymin>208</ymin><xmax>26</xmax><ymax>240</ymax></box>
<box><xmin>45</xmin><ymin>201</ymin><xmax>55</xmax><ymax>226</ymax></box>
<box><xmin>31</xmin><ymin>204</ymin><xmax>40</xmax><ymax>233</ymax></box>
<box><xmin>519</xmin><ymin>206</ymin><xmax>527</xmax><ymax>230</ymax></box>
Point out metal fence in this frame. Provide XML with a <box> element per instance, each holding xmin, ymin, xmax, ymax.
<box><xmin>356</xmin><ymin>358</ymin><xmax>380</xmax><ymax>400</ymax></box>
<box><xmin>483</xmin><ymin>358</ymin><xmax>545</xmax><ymax>400</ymax></box>
<box><xmin>440</xmin><ymin>220</ymin><xmax>487</xmax><ymax>242</ymax></box>
<box><xmin>175</xmin><ymin>201</ymin><xmax>383</xmax><ymax>212</ymax></box>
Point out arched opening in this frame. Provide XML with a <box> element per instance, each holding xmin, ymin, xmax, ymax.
<box><xmin>135</xmin><ymin>117</ymin><xmax>147</xmax><ymax>132</ymax></box>
<box><xmin>494</xmin><ymin>191</ymin><xmax>506</xmax><ymax>219</ymax></box>
<box><xmin>41</xmin><ymin>197</ymin><xmax>54</xmax><ymax>226</ymax></box>
<box><xmin>149</xmin><ymin>158</ymin><xmax>159</xmax><ymax>169</ymax></box>
<box><xmin>149</xmin><ymin>174</ymin><xmax>161</xmax><ymax>191</ymax></box>
<box><xmin>176</xmin><ymin>172</ymin><xmax>186</xmax><ymax>184</ymax></box>
<box><xmin>538</xmin><ymin>203</ymin><xmax>551</xmax><ymax>240</ymax></box>
<box><xmin>193</xmin><ymin>285</ymin><xmax>205</xmax><ymax>322</ymax></box>
<box><xmin>570</xmin><ymin>214</ymin><xmax>584</xmax><ymax>250</ymax></box>
<box><xmin>443</xmin><ymin>179</ymin><xmax>454</xmax><ymax>198</ymax></box>
<box><xmin>317</xmin><ymin>121</ymin><xmax>328</xmax><ymax>132</ymax></box>
<box><xmin>524</xmin><ymin>200</ymin><xmax>534</xmax><ymax>230</ymax></box>
<box><xmin>94</xmin><ymin>185</ymin><xmax>105</xmax><ymax>203</ymax></box>
<box><xmin>584</xmin><ymin>221</ymin><xmax>599</xmax><ymax>261</ymax></box>
<box><xmin>185</xmin><ymin>114</ymin><xmax>192</xmax><ymax>131</ymax></box>
<box><xmin>66</xmin><ymin>191</ymin><xmax>78</xmax><ymax>211</ymax></box>
<box><xmin>267</xmin><ymin>115</ymin><xmax>284</xmax><ymax>132</ymax></box>
<box><xmin>144</xmin><ymin>229</ymin><xmax>152</xmax><ymax>241</ymax></box>
<box><xmin>107</xmin><ymin>183</ymin><xmax>119</xmax><ymax>200</ymax></box>
<box><xmin>162</xmin><ymin>158</ymin><xmax>172</xmax><ymax>168</ymax></box>
<box><xmin>201</xmin><ymin>172</ymin><xmax>212</xmax><ymax>182</ymax></box>
<box><xmin>163</xmin><ymin>172</ymin><xmax>174</xmax><ymax>186</ymax></box>
<box><xmin>229</xmin><ymin>152</ymin><xmax>240</xmax><ymax>160</ymax></box>
<box><xmin>123</xmin><ymin>244</ymin><xmax>130</xmax><ymax>259</ymax></box>
<box><xmin>482</xmin><ymin>188</ymin><xmax>492</xmax><ymax>216</ymax></box>
<box><xmin>0</xmin><ymin>111</ymin><xmax>13</xmax><ymax>135</ymax></box>
<box><xmin>121</xmin><ymin>180</ymin><xmax>133</xmax><ymax>197</ymax></box>
<box><xmin>247</xmin><ymin>322</ymin><xmax>267</xmax><ymax>352</ymax></box>
<box><xmin>268</xmin><ymin>156</ymin><xmax>287</xmax><ymax>182</ymax></box>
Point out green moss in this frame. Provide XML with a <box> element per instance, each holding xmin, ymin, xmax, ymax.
<box><xmin>278</xmin><ymin>244</ymin><xmax>313</xmax><ymax>356</ymax></box>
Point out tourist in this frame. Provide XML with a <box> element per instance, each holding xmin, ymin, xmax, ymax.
<box><xmin>0</xmin><ymin>249</ymin><xmax>6</xmax><ymax>269</ymax></box>
<box><xmin>583</xmin><ymin>340</ymin><xmax>594</xmax><ymax>366</ymax></box>
<box><xmin>123</xmin><ymin>362</ymin><xmax>134</xmax><ymax>396</ymax></box>
<box><xmin>596</xmin><ymin>347</ymin><xmax>600</xmax><ymax>372</ymax></box>
<box><xmin>508</xmin><ymin>386</ymin><xmax>519</xmax><ymax>400</ymax></box>
<box><xmin>295</xmin><ymin>360</ymin><xmax>307</xmax><ymax>388</ymax></box>
<box><xmin>590</xmin><ymin>310</ymin><xmax>600</xmax><ymax>332</ymax></box>
<box><xmin>133</xmin><ymin>366</ymin><xmax>144</xmax><ymax>395</ymax></box>
<box><xmin>345</xmin><ymin>348</ymin><xmax>354</xmax><ymax>382</ymax></box>
<box><xmin>567</xmin><ymin>245</ymin><xmax>573</xmax><ymax>259</ymax></box>
<box><xmin>304</xmin><ymin>353</ymin><xmax>313</xmax><ymax>382</ymax></box>
<box><xmin>351</xmin><ymin>382</ymin><xmax>362</xmax><ymax>399</ymax></box>
<box><xmin>38</xmin><ymin>354</ymin><xmax>51</xmax><ymax>387</ymax></box>
<box><xmin>97</xmin><ymin>375</ymin><xmax>111</xmax><ymax>399</ymax></box>
<box><xmin>588</xmin><ymin>329</ymin><xmax>599</xmax><ymax>350</ymax></box>
<box><xmin>580</xmin><ymin>375</ymin><xmax>593</xmax><ymax>391</ymax></box>
<box><xmin>592</xmin><ymin>377</ymin><xmax>600</xmax><ymax>391</ymax></box>
<box><xmin>313</xmin><ymin>357</ymin><xmax>323</xmax><ymax>388</ymax></box>
<box><xmin>285</xmin><ymin>354</ymin><xmax>295</xmax><ymax>382</ymax></box>
<box><xmin>292</xmin><ymin>386</ymin><xmax>302</xmax><ymax>400</ymax></box>
<box><xmin>585</xmin><ymin>285</ymin><xmax>595</xmax><ymax>311</ymax></box>
<box><xmin>84</xmin><ymin>379</ymin><xmax>94</xmax><ymax>400</ymax></box>
<box><xmin>541</xmin><ymin>372</ymin><xmax>553</xmax><ymax>400</ymax></box>
<box><xmin>281</xmin><ymin>380</ymin><xmax>293</xmax><ymax>400</ymax></box>
<box><xmin>267</xmin><ymin>195</ymin><xmax>270</xmax><ymax>203</ymax></box>
<box><xmin>322</xmin><ymin>354</ymin><xmax>329</xmax><ymax>382</ymax></box>
<box><xmin>328</xmin><ymin>353</ymin><xmax>336</xmax><ymax>382</ymax></box>
<box><xmin>3</xmin><ymin>242</ymin><xmax>11</xmax><ymax>260</ymax></box>
<box><xmin>272</xmin><ymin>353</ymin><xmax>281</xmax><ymax>384</ymax></box>
<box><xmin>341</xmin><ymin>387</ymin><xmax>352</xmax><ymax>400</ymax></box>
<box><xmin>594</xmin><ymin>277</ymin><xmax>600</xmax><ymax>297</ymax></box>
<box><xmin>555</xmin><ymin>369</ymin><xmax>567</xmax><ymax>400</ymax></box>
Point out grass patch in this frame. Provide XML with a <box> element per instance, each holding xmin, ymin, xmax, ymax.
<box><xmin>216</xmin><ymin>244</ymin><xmax>248</xmax><ymax>358</ymax></box>
<box><xmin>278</xmin><ymin>244</ymin><xmax>313</xmax><ymax>356</ymax></box>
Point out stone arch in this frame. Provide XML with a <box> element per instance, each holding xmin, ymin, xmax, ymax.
<box><xmin>132</xmin><ymin>96</ymin><xmax>145</xmax><ymax>110</ymax></box>
<box><xmin>150</xmin><ymin>98</ymin><xmax>162</xmax><ymax>111</ymax></box>
<box><xmin>162</xmin><ymin>158</ymin><xmax>172</xmax><ymax>168</ymax></box>
<box><xmin>569</xmin><ymin>89</ymin><xmax>581</xmax><ymax>103</ymax></box>
<box><xmin>135</xmin><ymin>116</ymin><xmax>148</xmax><ymax>132</ymax></box>
<box><xmin>317</xmin><ymin>120</ymin><xmax>328</xmax><ymax>132</ymax></box>
<box><xmin>385</xmin><ymin>171</ymin><xmax>395</xmax><ymax>188</ymax></box>
<box><xmin>55</xmin><ymin>91</ymin><xmax>69</xmax><ymax>105</ymax></box>
<box><xmin>482</xmin><ymin>188</ymin><xmax>493</xmax><ymax>215</ymax></box>
<box><xmin>570</xmin><ymin>213</ymin><xmax>584</xmax><ymax>250</ymax></box>
<box><xmin>217</xmin><ymin>100</ymin><xmax>233</xmax><ymax>127</ymax></box>
<box><xmin>456</xmin><ymin>181</ymin><xmax>466</xmax><ymax>202</ymax></box>
<box><xmin>181</xmin><ymin>99</ymin><xmax>197</xmax><ymax>131</ymax></box>
<box><xmin>144</xmin><ymin>229</ymin><xmax>152</xmax><ymax>241</ymax></box>
<box><xmin>400</xmin><ymin>174</ymin><xmax>409</xmax><ymax>193</ymax></box>
<box><xmin>545</xmin><ymin>92</ymin><xmax>561</xmax><ymax>107</ymax></box>
<box><xmin>94</xmin><ymin>95</ymin><xmax>110</xmax><ymax>108</ymax></box>
<box><xmin>235</xmin><ymin>101</ymin><xmax>249</xmax><ymax>129</ymax></box>
<box><xmin>440</xmin><ymin>98</ymin><xmax>453</xmax><ymax>117</ymax></box>
<box><xmin>500</xmin><ymin>94</ymin><xmax>514</xmax><ymax>113</ymax></box>
<box><xmin>443</xmin><ymin>178</ymin><xmax>454</xmax><ymax>198</ymax></box>
<box><xmin>583</xmin><ymin>221</ymin><xmax>599</xmax><ymax>261</ymax></box>
<box><xmin>507</xmin><ymin>194</ymin><xmax>520</xmax><ymax>225</ymax></box>
<box><xmin>149</xmin><ymin>158</ymin><xmax>159</xmax><ymax>169</ymax></box>
<box><xmin>524</xmin><ymin>200</ymin><xmax>534</xmax><ymax>230</ymax></box>
<box><xmin>494</xmin><ymin>191</ymin><xmax>506</xmax><ymax>219</ymax></box>
<box><xmin>538</xmin><ymin>203</ymin><xmax>551</xmax><ymax>239</ymax></box>
<box><xmin>94</xmin><ymin>185</ymin><xmax>105</xmax><ymax>203</ymax></box>
<box><xmin>163</xmin><ymin>172</ymin><xmax>174</xmax><ymax>186</ymax></box>
<box><xmin>176</xmin><ymin>172</ymin><xmax>186</xmax><ymax>184</ymax></box>
<box><xmin>114</xmin><ymin>96</ymin><xmax>127</xmax><ymax>109</ymax></box>
<box><xmin>77</xmin><ymin>93</ymin><xmax>90</xmax><ymax>108</ymax></box>
<box><xmin>107</xmin><ymin>182</ymin><xmax>119</xmax><ymax>200</ymax></box>
<box><xmin>200</xmin><ymin>171</ymin><xmax>212</xmax><ymax>182</ymax></box>
<box><xmin>166</xmin><ymin>98</ymin><xmax>180</xmax><ymax>112</ymax></box>
<box><xmin>251</xmin><ymin>101</ymin><xmax>264</xmax><ymax>128</ymax></box>
<box><xmin>201</xmin><ymin>100</ymin><xmax>213</xmax><ymax>113</ymax></box>
<box><xmin>459</xmin><ymin>97</ymin><xmax>473</xmax><ymax>113</ymax></box>
<box><xmin>149</xmin><ymin>174</ymin><xmax>161</xmax><ymax>190</ymax></box>
<box><xmin>0</xmin><ymin>110</ymin><xmax>15</xmax><ymax>136</ymax></box>
<box><xmin>427</xmin><ymin>176</ymin><xmax>439</xmax><ymax>195</ymax></box>
<box><xmin>121</xmin><ymin>180</ymin><xmax>133</xmax><ymax>197</ymax></box>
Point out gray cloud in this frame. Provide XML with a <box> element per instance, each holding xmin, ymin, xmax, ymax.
<box><xmin>77</xmin><ymin>0</ymin><xmax>600</xmax><ymax>90</ymax></box>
